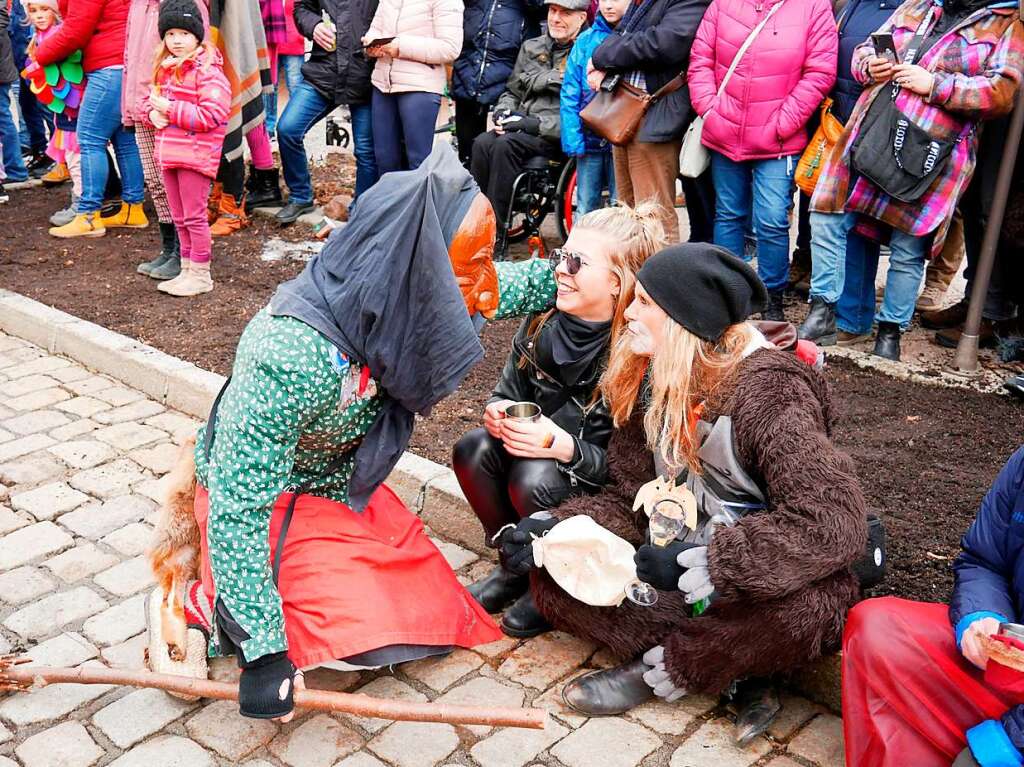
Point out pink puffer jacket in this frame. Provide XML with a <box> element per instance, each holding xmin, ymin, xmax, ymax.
<box><xmin>145</xmin><ymin>47</ymin><xmax>231</xmax><ymax>178</ymax></box>
<box><xmin>122</xmin><ymin>0</ymin><xmax>210</xmax><ymax>126</ymax></box>
<box><xmin>366</xmin><ymin>0</ymin><xmax>463</xmax><ymax>95</ymax></box>
<box><xmin>687</xmin><ymin>0</ymin><xmax>837</xmax><ymax>162</ymax></box>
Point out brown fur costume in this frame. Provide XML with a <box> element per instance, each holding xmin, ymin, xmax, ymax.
<box><xmin>530</xmin><ymin>348</ymin><xmax>867</xmax><ymax>694</ymax></box>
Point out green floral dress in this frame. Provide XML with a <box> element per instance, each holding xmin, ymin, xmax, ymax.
<box><xmin>194</xmin><ymin>258</ymin><xmax>556</xmax><ymax>662</ymax></box>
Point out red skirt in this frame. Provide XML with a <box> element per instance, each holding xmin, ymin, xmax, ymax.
<box><xmin>842</xmin><ymin>597</ymin><xmax>1020</xmax><ymax>767</ymax></box>
<box><xmin>195</xmin><ymin>484</ymin><xmax>502</xmax><ymax>669</ymax></box>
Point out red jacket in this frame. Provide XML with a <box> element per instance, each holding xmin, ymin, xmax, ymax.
<box><xmin>145</xmin><ymin>48</ymin><xmax>231</xmax><ymax>178</ymax></box>
<box><xmin>34</xmin><ymin>0</ymin><xmax>130</xmax><ymax>73</ymax></box>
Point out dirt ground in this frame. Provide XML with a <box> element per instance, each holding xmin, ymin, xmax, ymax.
<box><xmin>2</xmin><ymin>181</ymin><xmax>1023</xmax><ymax>604</ymax></box>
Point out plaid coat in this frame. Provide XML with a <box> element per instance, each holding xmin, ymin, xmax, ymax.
<box><xmin>810</xmin><ymin>0</ymin><xmax>1024</xmax><ymax>257</ymax></box>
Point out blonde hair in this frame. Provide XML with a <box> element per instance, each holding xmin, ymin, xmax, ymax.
<box><xmin>520</xmin><ymin>201</ymin><xmax>667</xmax><ymax>378</ymax></box>
<box><xmin>602</xmin><ymin>315</ymin><xmax>755</xmax><ymax>474</ymax></box>
<box><xmin>152</xmin><ymin>39</ymin><xmax>216</xmax><ymax>87</ymax></box>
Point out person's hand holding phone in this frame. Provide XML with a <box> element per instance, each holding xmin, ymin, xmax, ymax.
<box><xmin>892</xmin><ymin>63</ymin><xmax>934</xmax><ymax>95</ymax></box>
<box><xmin>867</xmin><ymin>56</ymin><xmax>895</xmax><ymax>83</ymax></box>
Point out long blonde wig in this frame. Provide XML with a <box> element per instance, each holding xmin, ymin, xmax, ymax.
<box><xmin>602</xmin><ymin>317</ymin><xmax>756</xmax><ymax>474</ymax></box>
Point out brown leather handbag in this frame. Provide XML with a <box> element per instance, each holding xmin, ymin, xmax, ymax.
<box><xmin>580</xmin><ymin>73</ymin><xmax>686</xmax><ymax>146</ymax></box>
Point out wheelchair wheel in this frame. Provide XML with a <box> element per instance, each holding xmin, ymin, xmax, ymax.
<box><xmin>555</xmin><ymin>157</ymin><xmax>577</xmax><ymax>241</ymax></box>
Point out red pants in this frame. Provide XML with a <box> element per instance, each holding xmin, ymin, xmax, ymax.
<box><xmin>843</xmin><ymin>597</ymin><xmax>1019</xmax><ymax>767</ymax></box>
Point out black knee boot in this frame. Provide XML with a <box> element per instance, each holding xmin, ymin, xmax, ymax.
<box><xmin>798</xmin><ymin>296</ymin><xmax>837</xmax><ymax>345</ymax></box>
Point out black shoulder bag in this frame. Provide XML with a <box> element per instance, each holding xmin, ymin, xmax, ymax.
<box><xmin>850</xmin><ymin>8</ymin><xmax>972</xmax><ymax>203</ymax></box>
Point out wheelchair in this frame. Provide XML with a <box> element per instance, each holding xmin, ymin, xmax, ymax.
<box><xmin>498</xmin><ymin>154</ymin><xmax>577</xmax><ymax>258</ymax></box>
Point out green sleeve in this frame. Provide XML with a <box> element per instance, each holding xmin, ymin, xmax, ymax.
<box><xmin>206</xmin><ymin>335</ymin><xmax>335</xmax><ymax>663</ymax></box>
<box><xmin>493</xmin><ymin>258</ymin><xmax>557</xmax><ymax>320</ymax></box>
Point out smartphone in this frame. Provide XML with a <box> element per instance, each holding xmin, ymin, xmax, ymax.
<box><xmin>363</xmin><ymin>36</ymin><xmax>396</xmax><ymax>49</ymax></box>
<box><xmin>871</xmin><ymin>33</ymin><xmax>899</xmax><ymax>63</ymax></box>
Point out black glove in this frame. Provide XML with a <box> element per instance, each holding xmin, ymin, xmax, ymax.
<box><xmin>499</xmin><ymin>513</ymin><xmax>559</xmax><ymax>575</ymax></box>
<box><xmin>501</xmin><ymin>114</ymin><xmax>541</xmax><ymax>135</ymax></box>
<box><xmin>238</xmin><ymin>652</ymin><xmax>296</xmax><ymax>719</ymax></box>
<box><xmin>492</xmin><ymin>107</ymin><xmax>513</xmax><ymax>123</ymax></box>
<box><xmin>634</xmin><ymin>540</ymin><xmax>702</xmax><ymax>591</ymax></box>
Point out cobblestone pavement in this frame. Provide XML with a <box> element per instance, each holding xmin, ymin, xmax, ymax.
<box><xmin>0</xmin><ymin>331</ymin><xmax>844</xmax><ymax>767</ymax></box>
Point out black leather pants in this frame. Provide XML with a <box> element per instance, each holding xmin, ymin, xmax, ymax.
<box><xmin>452</xmin><ymin>428</ymin><xmax>576</xmax><ymax>545</ymax></box>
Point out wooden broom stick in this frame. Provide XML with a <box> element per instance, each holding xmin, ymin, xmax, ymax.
<box><xmin>0</xmin><ymin>657</ymin><xmax>547</xmax><ymax>730</ymax></box>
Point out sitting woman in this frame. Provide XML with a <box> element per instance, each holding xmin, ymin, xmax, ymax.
<box><xmin>500</xmin><ymin>244</ymin><xmax>868</xmax><ymax>733</ymax></box>
<box><xmin>453</xmin><ymin>203</ymin><xmax>667</xmax><ymax>638</ymax></box>
<box><xmin>148</xmin><ymin>146</ymin><xmax>561</xmax><ymax>722</ymax></box>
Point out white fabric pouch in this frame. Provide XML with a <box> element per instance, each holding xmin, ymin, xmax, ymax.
<box><xmin>532</xmin><ymin>515</ymin><xmax>638</xmax><ymax>607</ymax></box>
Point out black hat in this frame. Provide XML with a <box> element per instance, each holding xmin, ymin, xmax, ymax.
<box><xmin>159</xmin><ymin>0</ymin><xmax>205</xmax><ymax>42</ymax></box>
<box><xmin>636</xmin><ymin>244</ymin><xmax>768</xmax><ymax>342</ymax></box>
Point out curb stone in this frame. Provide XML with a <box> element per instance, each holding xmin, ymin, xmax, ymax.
<box><xmin>0</xmin><ymin>288</ymin><xmax>842</xmax><ymax>711</ymax></box>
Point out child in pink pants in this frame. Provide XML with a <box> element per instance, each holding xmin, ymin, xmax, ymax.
<box><xmin>147</xmin><ymin>0</ymin><xmax>231</xmax><ymax>296</ymax></box>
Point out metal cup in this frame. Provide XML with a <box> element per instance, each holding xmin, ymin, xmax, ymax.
<box><xmin>503</xmin><ymin>402</ymin><xmax>541</xmax><ymax>422</ymax></box>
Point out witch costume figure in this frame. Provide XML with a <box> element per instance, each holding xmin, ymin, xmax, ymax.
<box><xmin>148</xmin><ymin>146</ymin><xmax>559</xmax><ymax>720</ymax></box>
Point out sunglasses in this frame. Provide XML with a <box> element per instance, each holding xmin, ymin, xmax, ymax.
<box><xmin>548</xmin><ymin>248</ymin><xmax>610</xmax><ymax>276</ymax></box>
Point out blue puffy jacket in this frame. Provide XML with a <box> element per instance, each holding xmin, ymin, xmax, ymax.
<box><xmin>451</xmin><ymin>0</ymin><xmax>545</xmax><ymax>105</ymax></box>
<box><xmin>560</xmin><ymin>14</ymin><xmax>613</xmax><ymax>156</ymax></box>
<box><xmin>831</xmin><ymin>0</ymin><xmax>902</xmax><ymax>123</ymax></box>
<box><xmin>950</xmin><ymin>446</ymin><xmax>1024</xmax><ymax>646</ymax></box>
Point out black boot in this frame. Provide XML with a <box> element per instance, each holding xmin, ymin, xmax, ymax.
<box><xmin>732</xmin><ymin>679</ymin><xmax>781</xmax><ymax>747</ymax></box>
<box><xmin>873</xmin><ymin>321</ymin><xmax>901</xmax><ymax>361</ymax></box>
<box><xmin>138</xmin><ymin>223</ymin><xmax>180</xmax><ymax>279</ymax></box>
<box><xmin>26</xmin><ymin>150</ymin><xmax>55</xmax><ymax>179</ymax></box>
<box><xmin>762</xmin><ymin>290</ymin><xmax>785</xmax><ymax>322</ymax></box>
<box><xmin>500</xmin><ymin>591</ymin><xmax>552</xmax><ymax>638</ymax></box>
<box><xmin>797</xmin><ymin>296</ymin><xmax>837</xmax><ymax>345</ymax></box>
<box><xmin>246</xmin><ymin>166</ymin><xmax>285</xmax><ymax>211</ymax></box>
<box><xmin>467</xmin><ymin>564</ymin><xmax>528</xmax><ymax>613</ymax></box>
<box><xmin>562</xmin><ymin>658</ymin><xmax>654</xmax><ymax>716</ymax></box>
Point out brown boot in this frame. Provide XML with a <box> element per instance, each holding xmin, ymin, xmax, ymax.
<box><xmin>160</xmin><ymin>261</ymin><xmax>212</xmax><ymax>297</ymax></box>
<box><xmin>207</xmin><ymin>182</ymin><xmax>223</xmax><ymax>225</ymax></box>
<box><xmin>935</xmin><ymin>319</ymin><xmax>997</xmax><ymax>349</ymax></box>
<box><xmin>210</xmin><ymin>193</ymin><xmax>248</xmax><ymax>237</ymax></box>
<box><xmin>921</xmin><ymin>297</ymin><xmax>969</xmax><ymax>330</ymax></box>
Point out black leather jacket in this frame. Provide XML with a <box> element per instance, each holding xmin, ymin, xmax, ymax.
<box><xmin>489</xmin><ymin>314</ymin><xmax>613</xmax><ymax>489</ymax></box>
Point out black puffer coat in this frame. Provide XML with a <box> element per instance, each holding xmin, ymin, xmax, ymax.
<box><xmin>590</xmin><ymin>0</ymin><xmax>711</xmax><ymax>143</ymax></box>
<box><xmin>294</xmin><ymin>0</ymin><xmax>379</xmax><ymax>105</ymax></box>
<box><xmin>491</xmin><ymin>313</ymin><xmax>613</xmax><ymax>490</ymax></box>
<box><xmin>451</xmin><ymin>0</ymin><xmax>544</xmax><ymax>105</ymax></box>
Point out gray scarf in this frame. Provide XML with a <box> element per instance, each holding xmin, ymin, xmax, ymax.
<box><xmin>269</xmin><ymin>145</ymin><xmax>481</xmax><ymax>510</ymax></box>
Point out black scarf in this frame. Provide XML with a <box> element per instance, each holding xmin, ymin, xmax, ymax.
<box><xmin>269</xmin><ymin>145</ymin><xmax>481</xmax><ymax>511</ymax></box>
<box><xmin>548</xmin><ymin>313</ymin><xmax>613</xmax><ymax>386</ymax></box>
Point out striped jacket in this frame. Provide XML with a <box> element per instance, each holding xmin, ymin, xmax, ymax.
<box><xmin>147</xmin><ymin>47</ymin><xmax>232</xmax><ymax>179</ymax></box>
<box><xmin>810</xmin><ymin>0</ymin><xmax>1024</xmax><ymax>257</ymax></box>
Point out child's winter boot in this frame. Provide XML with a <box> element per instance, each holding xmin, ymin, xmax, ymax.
<box><xmin>100</xmin><ymin>201</ymin><xmax>149</xmax><ymax>229</ymax></box>
<box><xmin>49</xmin><ymin>212</ymin><xmax>106</xmax><ymax>238</ymax></box>
<box><xmin>138</xmin><ymin>223</ymin><xmax>181</xmax><ymax>279</ymax></box>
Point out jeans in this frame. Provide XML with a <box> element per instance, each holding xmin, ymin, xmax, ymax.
<box><xmin>77</xmin><ymin>67</ymin><xmax>144</xmax><ymax>212</ymax></box>
<box><xmin>279</xmin><ymin>81</ymin><xmax>378</xmax><ymax>205</ymax></box>
<box><xmin>836</xmin><ymin>228</ymin><xmax>882</xmax><ymax>336</ymax></box>
<box><xmin>0</xmin><ymin>84</ymin><xmax>29</xmax><ymax>181</ymax></box>
<box><xmin>371</xmin><ymin>88</ymin><xmax>441</xmax><ymax>174</ymax></box>
<box><xmin>574</xmin><ymin>152</ymin><xmax>615</xmax><ymax>217</ymax></box>
<box><xmin>710</xmin><ymin>151</ymin><xmax>796</xmax><ymax>292</ymax></box>
<box><xmin>263</xmin><ymin>54</ymin><xmax>305</xmax><ymax>138</ymax></box>
<box><xmin>16</xmin><ymin>78</ymin><xmax>53</xmax><ymax>153</ymax></box>
<box><xmin>814</xmin><ymin>211</ymin><xmax>927</xmax><ymax>330</ymax></box>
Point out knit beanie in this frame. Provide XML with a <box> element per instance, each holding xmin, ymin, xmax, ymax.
<box><xmin>636</xmin><ymin>243</ymin><xmax>768</xmax><ymax>342</ymax></box>
<box><xmin>159</xmin><ymin>0</ymin><xmax>205</xmax><ymax>42</ymax></box>
<box><xmin>23</xmin><ymin>0</ymin><xmax>60</xmax><ymax>16</ymax></box>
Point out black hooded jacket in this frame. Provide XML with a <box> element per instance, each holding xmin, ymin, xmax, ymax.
<box><xmin>294</xmin><ymin>0</ymin><xmax>379</xmax><ymax>105</ymax></box>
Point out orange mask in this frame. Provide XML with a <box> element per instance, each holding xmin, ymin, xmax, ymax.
<box><xmin>448</xmin><ymin>193</ymin><xmax>500</xmax><ymax>319</ymax></box>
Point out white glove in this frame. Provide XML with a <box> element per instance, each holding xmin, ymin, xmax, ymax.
<box><xmin>641</xmin><ymin>645</ymin><xmax>687</xmax><ymax>702</ymax></box>
<box><xmin>677</xmin><ymin>545</ymin><xmax>714</xmax><ymax>604</ymax></box>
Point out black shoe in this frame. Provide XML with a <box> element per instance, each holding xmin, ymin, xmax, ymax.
<box><xmin>276</xmin><ymin>200</ymin><xmax>316</xmax><ymax>225</ymax></box>
<box><xmin>138</xmin><ymin>222</ymin><xmax>180</xmax><ymax>277</ymax></box>
<box><xmin>873</xmin><ymin>321</ymin><xmax>901</xmax><ymax>361</ymax></box>
<box><xmin>26</xmin><ymin>150</ymin><xmax>55</xmax><ymax>178</ymax></box>
<box><xmin>798</xmin><ymin>296</ymin><xmax>837</xmax><ymax>345</ymax></box>
<box><xmin>1004</xmin><ymin>375</ymin><xmax>1024</xmax><ymax>400</ymax></box>
<box><xmin>467</xmin><ymin>565</ymin><xmax>528</xmax><ymax>613</ymax></box>
<box><xmin>762</xmin><ymin>290</ymin><xmax>785</xmax><ymax>322</ymax></box>
<box><xmin>732</xmin><ymin>679</ymin><xmax>781</xmax><ymax>747</ymax></box>
<box><xmin>562</xmin><ymin>658</ymin><xmax>654</xmax><ymax>716</ymax></box>
<box><xmin>246</xmin><ymin>166</ymin><xmax>285</xmax><ymax>211</ymax></box>
<box><xmin>500</xmin><ymin>592</ymin><xmax>552</xmax><ymax>638</ymax></box>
